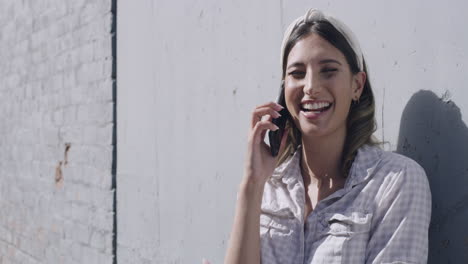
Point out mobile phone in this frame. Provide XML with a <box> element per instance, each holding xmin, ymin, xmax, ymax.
<box><xmin>268</xmin><ymin>87</ymin><xmax>290</xmax><ymax>157</ymax></box>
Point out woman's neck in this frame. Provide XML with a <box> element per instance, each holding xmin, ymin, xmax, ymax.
<box><xmin>300</xmin><ymin>128</ymin><xmax>346</xmax><ymax>187</ymax></box>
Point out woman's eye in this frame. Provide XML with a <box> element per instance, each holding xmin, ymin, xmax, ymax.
<box><xmin>289</xmin><ymin>71</ymin><xmax>305</xmax><ymax>78</ymax></box>
<box><xmin>321</xmin><ymin>68</ymin><xmax>337</xmax><ymax>73</ymax></box>
<box><xmin>321</xmin><ymin>68</ymin><xmax>337</xmax><ymax>78</ymax></box>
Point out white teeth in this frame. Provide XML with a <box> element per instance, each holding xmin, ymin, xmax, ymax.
<box><xmin>302</xmin><ymin>102</ymin><xmax>331</xmax><ymax>110</ymax></box>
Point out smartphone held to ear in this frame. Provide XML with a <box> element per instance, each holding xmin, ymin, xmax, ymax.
<box><xmin>268</xmin><ymin>87</ymin><xmax>290</xmax><ymax>157</ymax></box>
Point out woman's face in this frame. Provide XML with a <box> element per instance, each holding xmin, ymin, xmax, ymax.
<box><xmin>284</xmin><ymin>33</ymin><xmax>365</xmax><ymax>140</ymax></box>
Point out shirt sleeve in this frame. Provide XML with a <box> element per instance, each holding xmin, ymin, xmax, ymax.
<box><xmin>365</xmin><ymin>158</ymin><xmax>432</xmax><ymax>264</ymax></box>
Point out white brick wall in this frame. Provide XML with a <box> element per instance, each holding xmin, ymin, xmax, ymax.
<box><xmin>0</xmin><ymin>0</ymin><xmax>115</xmax><ymax>263</ymax></box>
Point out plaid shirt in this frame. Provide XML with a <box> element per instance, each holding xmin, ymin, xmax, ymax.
<box><xmin>259</xmin><ymin>144</ymin><xmax>431</xmax><ymax>264</ymax></box>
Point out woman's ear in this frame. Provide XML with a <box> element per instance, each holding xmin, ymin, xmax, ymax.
<box><xmin>352</xmin><ymin>71</ymin><xmax>366</xmax><ymax>99</ymax></box>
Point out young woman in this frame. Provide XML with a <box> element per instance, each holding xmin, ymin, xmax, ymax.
<box><xmin>224</xmin><ymin>8</ymin><xmax>431</xmax><ymax>264</ymax></box>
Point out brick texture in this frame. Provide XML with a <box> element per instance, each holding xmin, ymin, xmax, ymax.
<box><xmin>0</xmin><ymin>0</ymin><xmax>115</xmax><ymax>263</ymax></box>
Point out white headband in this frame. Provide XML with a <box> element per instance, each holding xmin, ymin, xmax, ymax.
<box><xmin>280</xmin><ymin>8</ymin><xmax>364</xmax><ymax>72</ymax></box>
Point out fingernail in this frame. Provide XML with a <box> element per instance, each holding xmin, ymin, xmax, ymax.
<box><xmin>274</xmin><ymin>111</ymin><xmax>281</xmax><ymax>118</ymax></box>
<box><xmin>273</xmin><ymin>125</ymin><xmax>279</xmax><ymax>131</ymax></box>
<box><xmin>275</xmin><ymin>104</ymin><xmax>284</xmax><ymax>110</ymax></box>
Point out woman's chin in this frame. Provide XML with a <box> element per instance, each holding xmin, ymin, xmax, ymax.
<box><xmin>297</xmin><ymin>123</ymin><xmax>327</xmax><ymax>138</ymax></box>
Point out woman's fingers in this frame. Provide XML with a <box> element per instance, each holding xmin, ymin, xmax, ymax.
<box><xmin>259</xmin><ymin>114</ymin><xmax>273</xmax><ymax>140</ymax></box>
<box><xmin>248</xmin><ymin>102</ymin><xmax>284</xmax><ymax>155</ymax></box>
<box><xmin>251</xmin><ymin>120</ymin><xmax>278</xmax><ymax>145</ymax></box>
<box><xmin>250</xmin><ymin>108</ymin><xmax>281</xmax><ymax>129</ymax></box>
<box><xmin>256</xmin><ymin>101</ymin><xmax>284</xmax><ymax>110</ymax></box>
<box><xmin>250</xmin><ymin>102</ymin><xmax>284</xmax><ymax>129</ymax></box>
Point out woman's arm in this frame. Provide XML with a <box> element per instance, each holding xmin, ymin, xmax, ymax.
<box><xmin>365</xmin><ymin>158</ymin><xmax>432</xmax><ymax>263</ymax></box>
<box><xmin>224</xmin><ymin>178</ymin><xmax>264</xmax><ymax>264</ymax></box>
<box><xmin>224</xmin><ymin>101</ymin><xmax>287</xmax><ymax>264</ymax></box>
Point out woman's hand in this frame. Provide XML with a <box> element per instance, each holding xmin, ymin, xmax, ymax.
<box><xmin>243</xmin><ymin>101</ymin><xmax>289</xmax><ymax>186</ymax></box>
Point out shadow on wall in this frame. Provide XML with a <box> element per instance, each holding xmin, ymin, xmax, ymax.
<box><xmin>396</xmin><ymin>90</ymin><xmax>468</xmax><ymax>263</ymax></box>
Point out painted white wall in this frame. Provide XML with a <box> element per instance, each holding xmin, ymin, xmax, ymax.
<box><xmin>117</xmin><ymin>0</ymin><xmax>468</xmax><ymax>263</ymax></box>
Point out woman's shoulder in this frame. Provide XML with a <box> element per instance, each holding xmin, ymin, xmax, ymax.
<box><xmin>357</xmin><ymin>144</ymin><xmax>425</xmax><ymax>174</ymax></box>
<box><xmin>356</xmin><ymin>144</ymin><xmax>430</xmax><ymax>197</ymax></box>
<box><xmin>351</xmin><ymin>144</ymin><xmax>429</xmax><ymax>191</ymax></box>
<box><xmin>377</xmin><ymin>146</ymin><xmax>426</xmax><ymax>177</ymax></box>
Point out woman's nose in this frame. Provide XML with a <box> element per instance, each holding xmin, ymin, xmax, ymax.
<box><xmin>303</xmin><ymin>72</ymin><xmax>320</xmax><ymax>96</ymax></box>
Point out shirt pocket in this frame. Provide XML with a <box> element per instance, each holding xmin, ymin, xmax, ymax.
<box><xmin>316</xmin><ymin>211</ymin><xmax>372</xmax><ymax>263</ymax></box>
<box><xmin>325</xmin><ymin>211</ymin><xmax>372</xmax><ymax>236</ymax></box>
<box><xmin>260</xmin><ymin>214</ymin><xmax>299</xmax><ymax>264</ymax></box>
<box><xmin>259</xmin><ymin>213</ymin><xmax>292</xmax><ymax>236</ymax></box>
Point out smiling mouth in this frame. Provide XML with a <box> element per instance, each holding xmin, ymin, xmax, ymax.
<box><xmin>300</xmin><ymin>102</ymin><xmax>333</xmax><ymax>114</ymax></box>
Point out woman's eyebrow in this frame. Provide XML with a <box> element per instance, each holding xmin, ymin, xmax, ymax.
<box><xmin>318</xmin><ymin>59</ymin><xmax>342</xmax><ymax>65</ymax></box>
<box><xmin>287</xmin><ymin>59</ymin><xmax>342</xmax><ymax>70</ymax></box>
<box><xmin>286</xmin><ymin>62</ymin><xmax>304</xmax><ymax>70</ymax></box>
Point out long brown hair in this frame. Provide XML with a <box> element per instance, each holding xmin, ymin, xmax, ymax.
<box><xmin>276</xmin><ymin>20</ymin><xmax>379</xmax><ymax>177</ymax></box>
